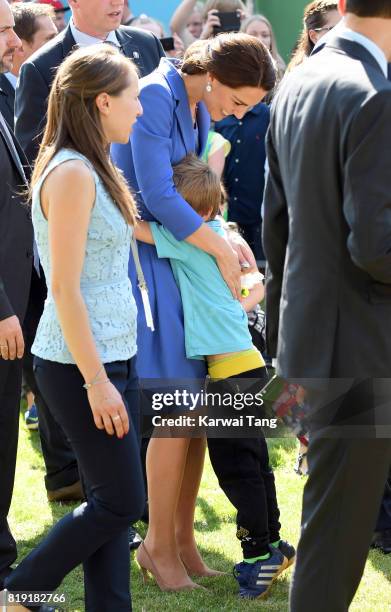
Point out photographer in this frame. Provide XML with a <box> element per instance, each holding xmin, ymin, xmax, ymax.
<box><xmin>170</xmin><ymin>0</ymin><xmax>247</xmax><ymax>48</ymax></box>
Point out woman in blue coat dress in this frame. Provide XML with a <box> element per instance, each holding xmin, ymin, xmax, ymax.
<box><xmin>111</xmin><ymin>33</ymin><xmax>276</xmax><ymax>590</ymax></box>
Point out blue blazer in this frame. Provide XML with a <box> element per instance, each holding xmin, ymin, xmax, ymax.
<box><xmin>111</xmin><ymin>58</ymin><xmax>210</xmax><ymax>380</ymax></box>
<box><xmin>111</xmin><ymin>57</ymin><xmax>210</xmax><ymax>240</ymax></box>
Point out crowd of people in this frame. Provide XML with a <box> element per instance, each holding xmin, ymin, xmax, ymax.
<box><xmin>0</xmin><ymin>0</ymin><xmax>390</xmax><ymax>611</ymax></box>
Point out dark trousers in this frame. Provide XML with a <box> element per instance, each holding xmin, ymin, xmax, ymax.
<box><xmin>6</xmin><ymin>357</ymin><xmax>145</xmax><ymax>612</ymax></box>
<box><xmin>23</xmin><ymin>269</ymin><xmax>79</xmax><ymax>491</ymax></box>
<box><xmin>376</xmin><ymin>466</ymin><xmax>391</xmax><ymax>532</ymax></box>
<box><xmin>290</xmin><ymin>379</ymin><xmax>391</xmax><ymax>612</ymax></box>
<box><xmin>0</xmin><ymin>359</ymin><xmax>22</xmax><ymax>583</ymax></box>
<box><xmin>207</xmin><ymin>366</ymin><xmax>281</xmax><ymax>557</ymax></box>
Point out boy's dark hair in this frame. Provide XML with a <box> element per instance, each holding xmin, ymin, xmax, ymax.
<box><xmin>173</xmin><ymin>154</ymin><xmax>225</xmax><ymax>219</ymax></box>
<box><xmin>346</xmin><ymin>0</ymin><xmax>391</xmax><ymax>17</ymax></box>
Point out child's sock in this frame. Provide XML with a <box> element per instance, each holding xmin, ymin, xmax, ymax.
<box><xmin>271</xmin><ymin>539</ymin><xmax>281</xmax><ymax>548</ymax></box>
<box><xmin>243</xmin><ymin>552</ymin><xmax>270</xmax><ymax>563</ymax></box>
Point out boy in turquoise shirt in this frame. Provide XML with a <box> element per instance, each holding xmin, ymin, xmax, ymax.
<box><xmin>135</xmin><ymin>154</ymin><xmax>295</xmax><ymax>600</ymax></box>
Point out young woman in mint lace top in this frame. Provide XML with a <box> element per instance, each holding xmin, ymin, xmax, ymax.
<box><xmin>3</xmin><ymin>46</ymin><xmax>144</xmax><ymax>612</ymax></box>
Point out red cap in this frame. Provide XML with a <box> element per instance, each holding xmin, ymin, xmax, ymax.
<box><xmin>36</xmin><ymin>0</ymin><xmax>70</xmax><ymax>12</ymax></box>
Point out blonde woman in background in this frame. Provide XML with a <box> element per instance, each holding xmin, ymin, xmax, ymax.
<box><xmin>241</xmin><ymin>14</ymin><xmax>286</xmax><ymax>80</ymax></box>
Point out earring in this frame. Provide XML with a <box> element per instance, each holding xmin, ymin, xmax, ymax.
<box><xmin>206</xmin><ymin>82</ymin><xmax>212</xmax><ymax>93</ymax></box>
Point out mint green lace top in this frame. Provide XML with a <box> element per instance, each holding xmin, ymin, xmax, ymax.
<box><xmin>31</xmin><ymin>149</ymin><xmax>137</xmax><ymax>364</ymax></box>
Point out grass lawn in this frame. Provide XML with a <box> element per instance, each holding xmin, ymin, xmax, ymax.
<box><xmin>9</xmin><ymin>413</ymin><xmax>391</xmax><ymax>611</ymax></box>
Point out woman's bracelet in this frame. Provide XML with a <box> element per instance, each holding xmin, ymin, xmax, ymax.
<box><xmin>83</xmin><ymin>378</ymin><xmax>110</xmax><ymax>390</ymax></box>
<box><xmin>83</xmin><ymin>365</ymin><xmax>108</xmax><ymax>390</ymax></box>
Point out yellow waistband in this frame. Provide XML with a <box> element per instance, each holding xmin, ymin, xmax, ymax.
<box><xmin>208</xmin><ymin>349</ymin><xmax>265</xmax><ymax>379</ymax></box>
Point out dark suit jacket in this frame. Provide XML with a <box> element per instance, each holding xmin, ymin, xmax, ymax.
<box><xmin>0</xmin><ymin>74</ymin><xmax>15</xmax><ymax>131</ymax></box>
<box><xmin>0</xmin><ymin>118</ymin><xmax>33</xmax><ymax>323</ymax></box>
<box><xmin>263</xmin><ymin>37</ymin><xmax>391</xmax><ymax>380</ymax></box>
<box><xmin>15</xmin><ymin>24</ymin><xmax>164</xmax><ymax>165</ymax></box>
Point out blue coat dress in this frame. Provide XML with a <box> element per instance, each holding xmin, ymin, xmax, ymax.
<box><xmin>111</xmin><ymin>58</ymin><xmax>210</xmax><ymax>380</ymax></box>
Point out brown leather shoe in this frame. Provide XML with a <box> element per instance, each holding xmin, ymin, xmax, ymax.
<box><xmin>47</xmin><ymin>480</ymin><xmax>84</xmax><ymax>503</ymax></box>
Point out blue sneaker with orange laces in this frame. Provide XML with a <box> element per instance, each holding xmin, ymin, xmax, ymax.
<box><xmin>233</xmin><ymin>546</ymin><xmax>288</xmax><ymax>599</ymax></box>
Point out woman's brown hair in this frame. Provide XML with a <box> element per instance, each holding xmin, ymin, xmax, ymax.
<box><xmin>173</xmin><ymin>154</ymin><xmax>224</xmax><ymax>219</ymax></box>
<box><xmin>31</xmin><ymin>44</ymin><xmax>138</xmax><ymax>225</ymax></box>
<box><xmin>181</xmin><ymin>32</ymin><xmax>276</xmax><ymax>92</ymax></box>
<box><xmin>288</xmin><ymin>1</ymin><xmax>338</xmax><ymax>71</ymax></box>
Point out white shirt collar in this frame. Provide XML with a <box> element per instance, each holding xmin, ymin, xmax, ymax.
<box><xmin>4</xmin><ymin>72</ymin><xmax>17</xmax><ymax>89</ymax></box>
<box><xmin>337</xmin><ymin>26</ymin><xmax>388</xmax><ymax>77</ymax></box>
<box><xmin>69</xmin><ymin>18</ymin><xmax>120</xmax><ymax>48</ymax></box>
<box><xmin>313</xmin><ymin>18</ymin><xmax>388</xmax><ymax>78</ymax></box>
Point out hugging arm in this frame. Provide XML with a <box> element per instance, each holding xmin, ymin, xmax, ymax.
<box><xmin>130</xmin><ymin>83</ymin><xmax>242</xmax><ymax>298</ymax></box>
<box><xmin>134</xmin><ymin>221</ymin><xmax>154</xmax><ymax>245</ymax></box>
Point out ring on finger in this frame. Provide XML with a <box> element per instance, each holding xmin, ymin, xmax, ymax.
<box><xmin>0</xmin><ymin>344</ymin><xmax>8</xmax><ymax>349</ymax></box>
<box><xmin>112</xmin><ymin>415</ymin><xmax>121</xmax><ymax>421</ymax></box>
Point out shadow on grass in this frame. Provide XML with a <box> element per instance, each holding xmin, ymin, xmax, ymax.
<box><xmin>368</xmin><ymin>549</ymin><xmax>391</xmax><ymax>583</ymax></box>
<box><xmin>267</xmin><ymin>437</ymin><xmax>297</xmax><ymax>468</ymax></box>
<box><xmin>134</xmin><ymin>495</ymin><xmax>235</xmax><ymax>539</ymax></box>
<box><xmin>15</xmin><ymin>499</ymin><xmax>80</xmax><ymax>555</ymax></box>
<box><xmin>11</xmin><ymin>500</ymin><xmax>84</xmax><ymax>611</ymax></box>
<box><xmin>194</xmin><ymin>496</ymin><xmax>235</xmax><ymax>531</ymax></box>
<box><xmin>25</xmin><ymin>429</ymin><xmax>44</xmax><ymax>458</ymax></box>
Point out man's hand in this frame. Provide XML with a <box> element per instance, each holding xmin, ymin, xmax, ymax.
<box><xmin>0</xmin><ymin>315</ymin><xmax>25</xmax><ymax>360</ymax></box>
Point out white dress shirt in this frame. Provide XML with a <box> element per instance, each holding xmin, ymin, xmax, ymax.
<box><xmin>69</xmin><ymin>18</ymin><xmax>120</xmax><ymax>48</ymax></box>
<box><xmin>4</xmin><ymin>72</ymin><xmax>17</xmax><ymax>89</ymax></box>
<box><xmin>337</xmin><ymin>27</ymin><xmax>388</xmax><ymax>77</ymax></box>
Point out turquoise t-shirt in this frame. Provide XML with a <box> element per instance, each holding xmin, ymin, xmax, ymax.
<box><xmin>150</xmin><ymin>219</ymin><xmax>253</xmax><ymax>360</ymax></box>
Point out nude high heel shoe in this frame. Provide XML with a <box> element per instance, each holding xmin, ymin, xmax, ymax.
<box><xmin>136</xmin><ymin>543</ymin><xmax>207</xmax><ymax>592</ymax></box>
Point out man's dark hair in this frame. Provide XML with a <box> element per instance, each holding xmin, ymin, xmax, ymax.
<box><xmin>11</xmin><ymin>3</ymin><xmax>54</xmax><ymax>44</ymax></box>
<box><xmin>346</xmin><ymin>0</ymin><xmax>391</xmax><ymax>17</ymax></box>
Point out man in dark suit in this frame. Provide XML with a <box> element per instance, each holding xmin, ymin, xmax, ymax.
<box><xmin>263</xmin><ymin>1</ymin><xmax>391</xmax><ymax>610</ymax></box>
<box><xmin>0</xmin><ymin>0</ymin><xmax>34</xmax><ymax>590</ymax></box>
<box><xmin>15</xmin><ymin>0</ymin><xmax>164</xmax><ymax>164</ymax></box>
<box><xmin>14</xmin><ymin>0</ymin><xmax>164</xmax><ymax>507</ymax></box>
<box><xmin>0</xmin><ymin>72</ymin><xmax>14</xmax><ymax>127</ymax></box>
<box><xmin>312</xmin><ymin>17</ymin><xmax>391</xmax><ymax>564</ymax></box>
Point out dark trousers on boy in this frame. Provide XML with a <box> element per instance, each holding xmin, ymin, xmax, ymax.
<box><xmin>207</xmin><ymin>367</ymin><xmax>281</xmax><ymax>557</ymax></box>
